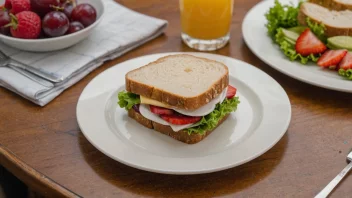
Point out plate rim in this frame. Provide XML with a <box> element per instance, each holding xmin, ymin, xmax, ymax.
<box><xmin>76</xmin><ymin>52</ymin><xmax>292</xmax><ymax>175</ymax></box>
<box><xmin>242</xmin><ymin>0</ymin><xmax>352</xmax><ymax>93</ymax></box>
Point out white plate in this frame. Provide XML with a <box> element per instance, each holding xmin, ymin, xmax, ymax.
<box><xmin>242</xmin><ymin>0</ymin><xmax>352</xmax><ymax>93</ymax></box>
<box><xmin>77</xmin><ymin>52</ymin><xmax>291</xmax><ymax>175</ymax></box>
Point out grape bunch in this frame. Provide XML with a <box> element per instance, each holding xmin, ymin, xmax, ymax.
<box><xmin>0</xmin><ymin>0</ymin><xmax>96</xmax><ymax>39</ymax></box>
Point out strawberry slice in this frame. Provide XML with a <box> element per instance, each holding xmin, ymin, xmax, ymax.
<box><xmin>9</xmin><ymin>11</ymin><xmax>41</xmax><ymax>39</ymax></box>
<box><xmin>295</xmin><ymin>29</ymin><xmax>327</xmax><ymax>56</ymax></box>
<box><xmin>11</xmin><ymin>0</ymin><xmax>30</xmax><ymax>15</ymax></box>
<box><xmin>338</xmin><ymin>52</ymin><xmax>352</xmax><ymax>70</ymax></box>
<box><xmin>226</xmin><ymin>85</ymin><xmax>237</xmax><ymax>99</ymax></box>
<box><xmin>150</xmin><ymin>105</ymin><xmax>174</xmax><ymax>115</ymax></box>
<box><xmin>160</xmin><ymin>114</ymin><xmax>202</xmax><ymax>125</ymax></box>
<box><xmin>317</xmin><ymin>50</ymin><xmax>347</xmax><ymax>68</ymax></box>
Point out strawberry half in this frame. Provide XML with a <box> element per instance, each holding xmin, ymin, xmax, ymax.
<box><xmin>160</xmin><ymin>114</ymin><xmax>202</xmax><ymax>125</ymax></box>
<box><xmin>5</xmin><ymin>0</ymin><xmax>11</xmax><ymax>9</ymax></box>
<box><xmin>9</xmin><ymin>11</ymin><xmax>41</xmax><ymax>39</ymax></box>
<box><xmin>150</xmin><ymin>105</ymin><xmax>174</xmax><ymax>115</ymax></box>
<box><xmin>226</xmin><ymin>85</ymin><xmax>237</xmax><ymax>99</ymax></box>
<box><xmin>317</xmin><ymin>50</ymin><xmax>347</xmax><ymax>68</ymax></box>
<box><xmin>338</xmin><ymin>52</ymin><xmax>352</xmax><ymax>70</ymax></box>
<box><xmin>295</xmin><ymin>29</ymin><xmax>327</xmax><ymax>56</ymax></box>
<box><xmin>11</xmin><ymin>0</ymin><xmax>30</xmax><ymax>14</ymax></box>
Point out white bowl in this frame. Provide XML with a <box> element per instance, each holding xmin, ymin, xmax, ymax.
<box><xmin>0</xmin><ymin>0</ymin><xmax>104</xmax><ymax>52</ymax></box>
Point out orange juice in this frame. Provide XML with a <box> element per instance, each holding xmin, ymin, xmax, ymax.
<box><xmin>180</xmin><ymin>0</ymin><xmax>234</xmax><ymax>40</ymax></box>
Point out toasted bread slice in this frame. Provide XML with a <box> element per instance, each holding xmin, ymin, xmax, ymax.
<box><xmin>308</xmin><ymin>0</ymin><xmax>352</xmax><ymax>10</ymax></box>
<box><xmin>298</xmin><ymin>2</ymin><xmax>352</xmax><ymax>37</ymax></box>
<box><xmin>126</xmin><ymin>54</ymin><xmax>229</xmax><ymax>110</ymax></box>
<box><xmin>128</xmin><ymin>109</ymin><xmax>229</xmax><ymax>144</ymax></box>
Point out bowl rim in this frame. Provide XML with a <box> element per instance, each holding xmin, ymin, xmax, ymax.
<box><xmin>0</xmin><ymin>0</ymin><xmax>105</xmax><ymax>43</ymax></box>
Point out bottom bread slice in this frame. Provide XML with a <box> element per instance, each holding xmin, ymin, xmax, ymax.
<box><xmin>128</xmin><ymin>109</ymin><xmax>230</xmax><ymax>144</ymax></box>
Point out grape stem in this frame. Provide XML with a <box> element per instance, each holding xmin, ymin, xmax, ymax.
<box><xmin>4</xmin><ymin>13</ymin><xmax>17</xmax><ymax>30</ymax></box>
<box><xmin>50</xmin><ymin>5</ymin><xmax>64</xmax><ymax>11</ymax></box>
<box><xmin>68</xmin><ymin>0</ymin><xmax>77</xmax><ymax>7</ymax></box>
<box><xmin>64</xmin><ymin>0</ymin><xmax>76</xmax><ymax>7</ymax></box>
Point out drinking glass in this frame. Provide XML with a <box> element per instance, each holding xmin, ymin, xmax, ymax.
<box><xmin>180</xmin><ymin>0</ymin><xmax>234</xmax><ymax>51</ymax></box>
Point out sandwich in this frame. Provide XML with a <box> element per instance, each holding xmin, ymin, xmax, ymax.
<box><xmin>117</xmin><ymin>54</ymin><xmax>240</xmax><ymax>144</ymax></box>
<box><xmin>298</xmin><ymin>2</ymin><xmax>352</xmax><ymax>37</ymax></box>
<box><xmin>308</xmin><ymin>0</ymin><xmax>352</xmax><ymax>10</ymax></box>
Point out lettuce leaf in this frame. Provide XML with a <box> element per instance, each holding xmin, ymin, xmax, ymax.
<box><xmin>275</xmin><ymin>28</ymin><xmax>320</xmax><ymax>64</ymax></box>
<box><xmin>265</xmin><ymin>0</ymin><xmax>300</xmax><ymax>39</ymax></box>
<box><xmin>338</xmin><ymin>69</ymin><xmax>352</xmax><ymax>80</ymax></box>
<box><xmin>118</xmin><ymin>91</ymin><xmax>140</xmax><ymax>110</ymax></box>
<box><xmin>186</xmin><ymin>97</ymin><xmax>240</xmax><ymax>135</ymax></box>
<box><xmin>265</xmin><ymin>1</ymin><xmax>325</xmax><ymax>64</ymax></box>
<box><xmin>306</xmin><ymin>18</ymin><xmax>326</xmax><ymax>43</ymax></box>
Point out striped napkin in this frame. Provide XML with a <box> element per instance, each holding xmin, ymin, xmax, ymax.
<box><xmin>0</xmin><ymin>0</ymin><xmax>167</xmax><ymax>106</ymax></box>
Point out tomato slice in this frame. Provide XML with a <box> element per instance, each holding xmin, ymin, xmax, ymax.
<box><xmin>160</xmin><ymin>114</ymin><xmax>202</xmax><ymax>125</ymax></box>
<box><xmin>226</xmin><ymin>85</ymin><xmax>237</xmax><ymax>99</ymax></box>
<box><xmin>150</xmin><ymin>105</ymin><xmax>174</xmax><ymax>115</ymax></box>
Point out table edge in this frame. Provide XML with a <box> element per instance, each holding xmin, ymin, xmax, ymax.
<box><xmin>0</xmin><ymin>144</ymin><xmax>81</xmax><ymax>198</ymax></box>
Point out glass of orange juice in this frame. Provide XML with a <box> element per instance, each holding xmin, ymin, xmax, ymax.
<box><xmin>180</xmin><ymin>0</ymin><xmax>234</xmax><ymax>51</ymax></box>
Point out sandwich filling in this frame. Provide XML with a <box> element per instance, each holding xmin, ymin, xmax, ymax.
<box><xmin>118</xmin><ymin>85</ymin><xmax>240</xmax><ymax>135</ymax></box>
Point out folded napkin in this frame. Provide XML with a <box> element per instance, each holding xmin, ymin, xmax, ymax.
<box><xmin>0</xmin><ymin>0</ymin><xmax>167</xmax><ymax>106</ymax></box>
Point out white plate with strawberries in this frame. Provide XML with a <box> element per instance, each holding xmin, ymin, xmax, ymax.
<box><xmin>243</xmin><ymin>0</ymin><xmax>352</xmax><ymax>93</ymax></box>
<box><xmin>0</xmin><ymin>0</ymin><xmax>104</xmax><ymax>52</ymax></box>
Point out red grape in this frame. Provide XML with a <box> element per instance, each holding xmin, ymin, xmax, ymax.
<box><xmin>30</xmin><ymin>0</ymin><xmax>60</xmax><ymax>17</ymax></box>
<box><xmin>42</xmin><ymin>11</ymin><xmax>69</xmax><ymax>37</ymax></box>
<box><xmin>66</xmin><ymin>21</ymin><xmax>83</xmax><ymax>34</ymax></box>
<box><xmin>59</xmin><ymin>0</ymin><xmax>75</xmax><ymax>4</ymax></box>
<box><xmin>0</xmin><ymin>10</ymin><xmax>11</xmax><ymax>35</ymax></box>
<box><xmin>61</xmin><ymin>1</ymin><xmax>74</xmax><ymax>18</ymax></box>
<box><xmin>71</xmin><ymin>3</ymin><xmax>96</xmax><ymax>27</ymax></box>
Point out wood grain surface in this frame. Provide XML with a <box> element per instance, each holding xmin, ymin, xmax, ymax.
<box><xmin>0</xmin><ymin>0</ymin><xmax>351</xmax><ymax>197</ymax></box>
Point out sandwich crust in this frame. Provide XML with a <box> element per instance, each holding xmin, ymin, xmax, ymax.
<box><xmin>125</xmin><ymin>54</ymin><xmax>229</xmax><ymax>110</ymax></box>
<box><xmin>128</xmin><ymin>109</ymin><xmax>230</xmax><ymax>144</ymax></box>
<box><xmin>308</xmin><ymin>0</ymin><xmax>352</xmax><ymax>11</ymax></box>
<box><xmin>298</xmin><ymin>2</ymin><xmax>352</xmax><ymax>37</ymax></box>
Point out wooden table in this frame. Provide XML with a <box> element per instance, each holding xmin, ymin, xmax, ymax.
<box><xmin>1</xmin><ymin>0</ymin><xmax>351</xmax><ymax>197</ymax></box>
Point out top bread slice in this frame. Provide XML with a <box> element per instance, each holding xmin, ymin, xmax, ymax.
<box><xmin>308</xmin><ymin>0</ymin><xmax>352</xmax><ymax>10</ymax></box>
<box><xmin>125</xmin><ymin>54</ymin><xmax>229</xmax><ymax>110</ymax></box>
<box><xmin>298</xmin><ymin>2</ymin><xmax>352</xmax><ymax>37</ymax></box>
